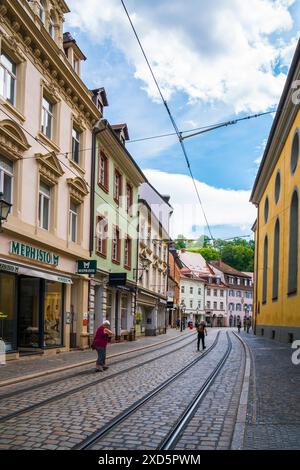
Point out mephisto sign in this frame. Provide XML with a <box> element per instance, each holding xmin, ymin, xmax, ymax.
<box><xmin>9</xmin><ymin>241</ymin><xmax>59</xmax><ymax>267</ymax></box>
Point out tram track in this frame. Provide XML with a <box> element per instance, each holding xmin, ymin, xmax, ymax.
<box><xmin>158</xmin><ymin>331</ymin><xmax>232</xmax><ymax>450</ymax></box>
<box><xmin>0</xmin><ymin>331</ymin><xmax>195</xmax><ymax>401</ymax></box>
<box><xmin>0</xmin><ymin>331</ymin><xmax>198</xmax><ymax>423</ymax></box>
<box><xmin>72</xmin><ymin>331</ymin><xmax>222</xmax><ymax>450</ymax></box>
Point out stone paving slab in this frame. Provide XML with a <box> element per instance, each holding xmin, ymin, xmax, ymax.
<box><xmin>0</xmin><ymin>328</ymin><xmax>194</xmax><ymax>385</ymax></box>
<box><xmin>241</xmin><ymin>331</ymin><xmax>300</xmax><ymax>450</ymax></box>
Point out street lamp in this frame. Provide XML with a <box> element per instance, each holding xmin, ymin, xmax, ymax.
<box><xmin>0</xmin><ymin>193</ymin><xmax>12</xmax><ymax>232</ymax></box>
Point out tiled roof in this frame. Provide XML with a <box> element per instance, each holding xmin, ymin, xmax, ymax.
<box><xmin>210</xmin><ymin>260</ymin><xmax>251</xmax><ymax>278</ymax></box>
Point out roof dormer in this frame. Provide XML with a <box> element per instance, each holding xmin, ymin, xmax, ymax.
<box><xmin>91</xmin><ymin>88</ymin><xmax>109</xmax><ymax>117</ymax></box>
<box><xmin>63</xmin><ymin>32</ymin><xmax>86</xmax><ymax>77</ymax></box>
<box><xmin>111</xmin><ymin>124</ymin><xmax>129</xmax><ymax>145</ymax></box>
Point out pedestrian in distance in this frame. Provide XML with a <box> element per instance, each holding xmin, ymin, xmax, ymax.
<box><xmin>92</xmin><ymin>320</ymin><xmax>113</xmax><ymax>372</ymax></box>
<box><xmin>243</xmin><ymin>317</ymin><xmax>247</xmax><ymax>331</ymax></box>
<box><xmin>237</xmin><ymin>318</ymin><xmax>242</xmax><ymax>333</ymax></box>
<box><xmin>176</xmin><ymin>318</ymin><xmax>180</xmax><ymax>329</ymax></box>
<box><xmin>246</xmin><ymin>317</ymin><xmax>251</xmax><ymax>334</ymax></box>
<box><xmin>197</xmin><ymin>321</ymin><xmax>207</xmax><ymax>351</ymax></box>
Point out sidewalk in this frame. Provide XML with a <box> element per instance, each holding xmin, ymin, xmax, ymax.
<box><xmin>240</xmin><ymin>331</ymin><xmax>300</xmax><ymax>450</ymax></box>
<box><xmin>0</xmin><ymin>328</ymin><xmax>194</xmax><ymax>387</ymax></box>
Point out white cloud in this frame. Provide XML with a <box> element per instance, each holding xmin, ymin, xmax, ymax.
<box><xmin>143</xmin><ymin>169</ymin><xmax>257</xmax><ymax>238</ymax></box>
<box><xmin>66</xmin><ymin>0</ymin><xmax>299</xmax><ymax>113</ymax></box>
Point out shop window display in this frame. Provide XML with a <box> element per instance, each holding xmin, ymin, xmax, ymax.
<box><xmin>44</xmin><ymin>281</ymin><xmax>63</xmax><ymax>346</ymax></box>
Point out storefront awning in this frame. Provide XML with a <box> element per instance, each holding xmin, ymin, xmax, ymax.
<box><xmin>0</xmin><ymin>260</ymin><xmax>73</xmax><ymax>284</ymax></box>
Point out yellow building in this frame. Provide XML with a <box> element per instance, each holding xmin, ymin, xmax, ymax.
<box><xmin>251</xmin><ymin>40</ymin><xmax>300</xmax><ymax>343</ymax></box>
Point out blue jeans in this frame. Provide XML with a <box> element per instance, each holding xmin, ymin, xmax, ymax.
<box><xmin>96</xmin><ymin>347</ymin><xmax>106</xmax><ymax>367</ymax></box>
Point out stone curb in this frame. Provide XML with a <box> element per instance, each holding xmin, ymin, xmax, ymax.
<box><xmin>230</xmin><ymin>332</ymin><xmax>251</xmax><ymax>450</ymax></box>
<box><xmin>0</xmin><ymin>331</ymin><xmax>195</xmax><ymax>388</ymax></box>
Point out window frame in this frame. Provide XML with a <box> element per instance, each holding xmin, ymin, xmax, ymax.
<box><xmin>98</xmin><ymin>150</ymin><xmax>109</xmax><ymax>192</ymax></box>
<box><xmin>112</xmin><ymin>225</ymin><xmax>121</xmax><ymax>264</ymax></box>
<box><xmin>113</xmin><ymin>168</ymin><xmax>122</xmax><ymax>205</ymax></box>
<box><xmin>124</xmin><ymin>235</ymin><xmax>132</xmax><ymax>270</ymax></box>
<box><xmin>38</xmin><ymin>180</ymin><xmax>51</xmax><ymax>231</ymax></box>
<box><xmin>41</xmin><ymin>95</ymin><xmax>54</xmax><ymax>140</ymax></box>
<box><xmin>96</xmin><ymin>215</ymin><xmax>108</xmax><ymax>258</ymax></box>
<box><xmin>69</xmin><ymin>199</ymin><xmax>78</xmax><ymax>243</ymax></box>
<box><xmin>0</xmin><ymin>52</ymin><xmax>17</xmax><ymax>106</ymax></box>
<box><xmin>0</xmin><ymin>155</ymin><xmax>13</xmax><ymax>207</ymax></box>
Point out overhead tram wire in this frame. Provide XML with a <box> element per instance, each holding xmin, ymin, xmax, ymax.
<box><xmin>128</xmin><ymin>109</ymin><xmax>276</xmax><ymax>143</ymax></box>
<box><xmin>16</xmin><ymin>108</ymin><xmax>276</xmax><ymax>159</ymax></box>
<box><xmin>120</xmin><ymin>0</ymin><xmax>214</xmax><ymax>242</ymax></box>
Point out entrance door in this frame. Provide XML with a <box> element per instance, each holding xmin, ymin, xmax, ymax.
<box><xmin>18</xmin><ymin>278</ymin><xmax>41</xmax><ymax>349</ymax></box>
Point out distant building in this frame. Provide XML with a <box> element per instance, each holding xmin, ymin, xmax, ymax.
<box><xmin>210</xmin><ymin>260</ymin><xmax>253</xmax><ymax>326</ymax></box>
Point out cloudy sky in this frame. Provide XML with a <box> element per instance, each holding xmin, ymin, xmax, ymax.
<box><xmin>66</xmin><ymin>0</ymin><xmax>300</xmax><ymax>239</ymax></box>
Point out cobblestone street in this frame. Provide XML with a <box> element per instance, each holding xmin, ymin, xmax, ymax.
<box><xmin>1</xmin><ymin>328</ymin><xmax>300</xmax><ymax>451</ymax></box>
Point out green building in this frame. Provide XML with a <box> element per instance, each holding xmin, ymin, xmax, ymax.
<box><xmin>89</xmin><ymin>99</ymin><xmax>145</xmax><ymax>340</ymax></box>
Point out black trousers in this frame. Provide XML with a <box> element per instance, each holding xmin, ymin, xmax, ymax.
<box><xmin>197</xmin><ymin>333</ymin><xmax>205</xmax><ymax>350</ymax></box>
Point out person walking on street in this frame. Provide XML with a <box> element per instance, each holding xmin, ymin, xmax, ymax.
<box><xmin>92</xmin><ymin>320</ymin><xmax>113</xmax><ymax>372</ymax></box>
<box><xmin>237</xmin><ymin>318</ymin><xmax>242</xmax><ymax>333</ymax></box>
<box><xmin>243</xmin><ymin>317</ymin><xmax>247</xmax><ymax>331</ymax></box>
<box><xmin>246</xmin><ymin>317</ymin><xmax>251</xmax><ymax>333</ymax></box>
<box><xmin>197</xmin><ymin>321</ymin><xmax>207</xmax><ymax>351</ymax></box>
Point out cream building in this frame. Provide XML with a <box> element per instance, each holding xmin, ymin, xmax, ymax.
<box><xmin>179</xmin><ymin>272</ymin><xmax>206</xmax><ymax>324</ymax></box>
<box><xmin>0</xmin><ymin>0</ymin><xmax>100</xmax><ymax>358</ymax></box>
<box><xmin>136</xmin><ymin>197</ymin><xmax>170</xmax><ymax>336</ymax></box>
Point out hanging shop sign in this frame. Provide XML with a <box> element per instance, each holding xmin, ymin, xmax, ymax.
<box><xmin>108</xmin><ymin>273</ymin><xmax>127</xmax><ymax>287</ymax></box>
<box><xmin>9</xmin><ymin>241</ymin><xmax>59</xmax><ymax>267</ymax></box>
<box><xmin>77</xmin><ymin>260</ymin><xmax>97</xmax><ymax>275</ymax></box>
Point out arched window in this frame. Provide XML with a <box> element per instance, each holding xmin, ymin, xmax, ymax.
<box><xmin>264</xmin><ymin>197</ymin><xmax>269</xmax><ymax>223</ymax></box>
<box><xmin>262</xmin><ymin>235</ymin><xmax>268</xmax><ymax>304</ymax></box>
<box><xmin>288</xmin><ymin>190</ymin><xmax>299</xmax><ymax>295</ymax></box>
<box><xmin>272</xmin><ymin>219</ymin><xmax>280</xmax><ymax>300</ymax></box>
<box><xmin>275</xmin><ymin>171</ymin><xmax>281</xmax><ymax>204</ymax></box>
<box><xmin>291</xmin><ymin>131</ymin><xmax>299</xmax><ymax>174</ymax></box>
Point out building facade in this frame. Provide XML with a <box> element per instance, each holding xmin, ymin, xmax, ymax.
<box><xmin>135</xmin><ymin>198</ymin><xmax>169</xmax><ymax>336</ymax></box>
<box><xmin>210</xmin><ymin>260</ymin><xmax>253</xmax><ymax>326</ymax></box>
<box><xmin>89</xmin><ymin>118</ymin><xmax>145</xmax><ymax>341</ymax></box>
<box><xmin>179</xmin><ymin>271</ymin><xmax>206</xmax><ymax>324</ymax></box>
<box><xmin>251</xmin><ymin>39</ymin><xmax>300</xmax><ymax>343</ymax></box>
<box><xmin>167</xmin><ymin>246</ymin><xmax>183</xmax><ymax>328</ymax></box>
<box><xmin>0</xmin><ymin>0</ymin><xmax>100</xmax><ymax>358</ymax></box>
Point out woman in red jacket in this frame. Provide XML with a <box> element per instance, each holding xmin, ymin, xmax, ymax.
<box><xmin>92</xmin><ymin>320</ymin><xmax>113</xmax><ymax>372</ymax></box>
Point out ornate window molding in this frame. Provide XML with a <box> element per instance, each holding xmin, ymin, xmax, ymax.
<box><xmin>35</xmin><ymin>151</ymin><xmax>64</xmax><ymax>185</ymax></box>
<box><xmin>67</xmin><ymin>176</ymin><xmax>88</xmax><ymax>203</ymax></box>
<box><xmin>0</xmin><ymin>119</ymin><xmax>30</xmax><ymax>159</ymax></box>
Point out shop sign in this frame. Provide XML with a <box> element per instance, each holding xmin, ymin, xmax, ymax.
<box><xmin>108</xmin><ymin>273</ymin><xmax>127</xmax><ymax>287</ymax></box>
<box><xmin>66</xmin><ymin>312</ymin><xmax>71</xmax><ymax>325</ymax></box>
<box><xmin>0</xmin><ymin>262</ymin><xmax>19</xmax><ymax>274</ymax></box>
<box><xmin>83</xmin><ymin>312</ymin><xmax>88</xmax><ymax>326</ymax></box>
<box><xmin>0</xmin><ymin>312</ymin><xmax>8</xmax><ymax>319</ymax></box>
<box><xmin>57</xmin><ymin>276</ymin><xmax>72</xmax><ymax>284</ymax></box>
<box><xmin>167</xmin><ymin>301</ymin><xmax>174</xmax><ymax>309</ymax></box>
<box><xmin>77</xmin><ymin>260</ymin><xmax>97</xmax><ymax>274</ymax></box>
<box><xmin>10</xmin><ymin>241</ymin><xmax>59</xmax><ymax>267</ymax></box>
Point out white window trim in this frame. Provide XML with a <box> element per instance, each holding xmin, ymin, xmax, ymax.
<box><xmin>41</xmin><ymin>97</ymin><xmax>53</xmax><ymax>139</ymax></box>
<box><xmin>39</xmin><ymin>182</ymin><xmax>51</xmax><ymax>230</ymax></box>
<box><xmin>0</xmin><ymin>53</ymin><xmax>16</xmax><ymax>106</ymax></box>
<box><xmin>69</xmin><ymin>201</ymin><xmax>78</xmax><ymax>242</ymax></box>
<box><xmin>0</xmin><ymin>156</ymin><xmax>13</xmax><ymax>205</ymax></box>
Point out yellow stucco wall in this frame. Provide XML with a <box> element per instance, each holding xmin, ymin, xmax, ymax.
<box><xmin>256</xmin><ymin>111</ymin><xmax>300</xmax><ymax>328</ymax></box>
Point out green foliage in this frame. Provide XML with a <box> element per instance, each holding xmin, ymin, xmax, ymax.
<box><xmin>175</xmin><ymin>234</ymin><xmax>186</xmax><ymax>249</ymax></box>
<box><xmin>180</xmin><ymin>235</ymin><xmax>254</xmax><ymax>272</ymax></box>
